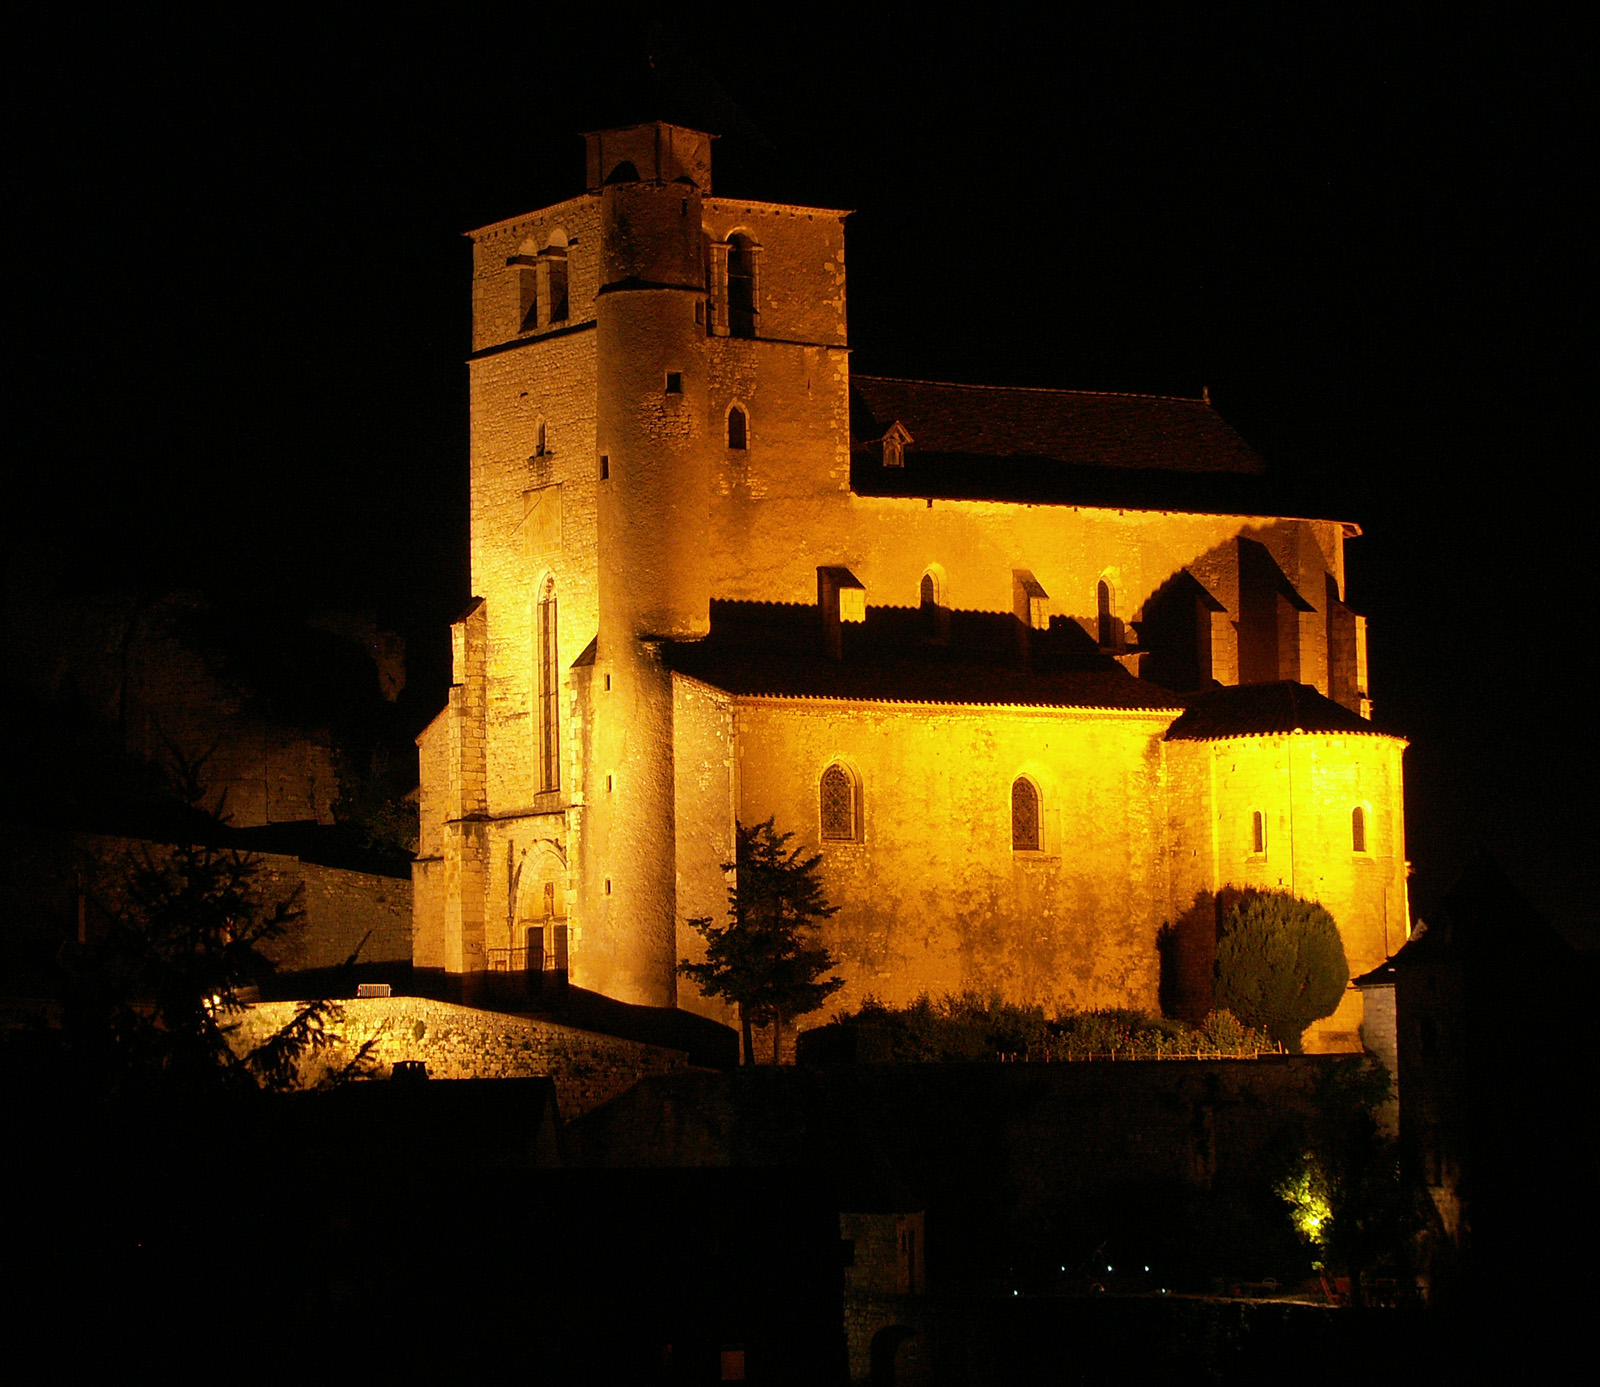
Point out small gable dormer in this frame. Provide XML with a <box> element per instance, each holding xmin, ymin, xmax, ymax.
<box><xmin>881</xmin><ymin>421</ymin><xmax>913</xmax><ymax>468</ymax></box>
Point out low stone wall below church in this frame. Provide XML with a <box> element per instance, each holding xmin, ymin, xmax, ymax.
<box><xmin>227</xmin><ymin>997</ymin><xmax>688</xmax><ymax>1119</ymax></box>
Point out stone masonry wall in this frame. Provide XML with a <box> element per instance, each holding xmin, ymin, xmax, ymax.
<box><xmin>78</xmin><ymin>833</ymin><xmax>410</xmax><ymax>968</ymax></box>
<box><xmin>227</xmin><ymin>996</ymin><xmax>687</xmax><ymax>1119</ymax></box>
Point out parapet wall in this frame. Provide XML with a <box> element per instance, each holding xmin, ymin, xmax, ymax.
<box><xmin>228</xmin><ymin>996</ymin><xmax>688</xmax><ymax>1119</ymax></box>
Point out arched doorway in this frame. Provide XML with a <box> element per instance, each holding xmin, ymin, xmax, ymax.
<box><xmin>515</xmin><ymin>844</ymin><xmax>570</xmax><ymax>996</ymax></box>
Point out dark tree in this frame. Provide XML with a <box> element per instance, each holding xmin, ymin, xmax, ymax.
<box><xmin>1276</xmin><ymin>1060</ymin><xmax>1423</xmax><ymax>1303</ymax></box>
<box><xmin>1214</xmin><ymin>889</ymin><xmax>1349</xmax><ymax>1053</ymax></box>
<box><xmin>62</xmin><ymin>755</ymin><xmax>365</xmax><ymax>1091</ymax></box>
<box><xmin>680</xmin><ymin>818</ymin><xmax>844</xmax><ymax>1065</ymax></box>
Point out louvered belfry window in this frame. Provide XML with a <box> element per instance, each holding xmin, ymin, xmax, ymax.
<box><xmin>1012</xmin><ymin>778</ymin><xmax>1040</xmax><ymax>852</ymax></box>
<box><xmin>820</xmin><ymin>765</ymin><xmax>855</xmax><ymax>841</ymax></box>
<box><xmin>539</xmin><ymin>579</ymin><xmax>560</xmax><ymax>792</ymax></box>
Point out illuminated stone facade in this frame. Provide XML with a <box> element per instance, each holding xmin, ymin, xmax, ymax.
<box><xmin>413</xmin><ymin>122</ymin><xmax>1407</xmax><ymax>1051</ymax></box>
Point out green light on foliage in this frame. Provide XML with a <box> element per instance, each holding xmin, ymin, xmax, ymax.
<box><xmin>1276</xmin><ymin>1156</ymin><xmax>1335</xmax><ymax>1250</ymax></box>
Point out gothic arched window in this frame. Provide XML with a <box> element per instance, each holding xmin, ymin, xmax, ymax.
<box><xmin>919</xmin><ymin>572</ymin><xmax>938</xmax><ymax>636</ymax></box>
<box><xmin>1012</xmin><ymin>778</ymin><xmax>1041</xmax><ymax>852</ymax></box>
<box><xmin>820</xmin><ymin>764</ymin><xmax>859</xmax><ymax>842</ymax></box>
<box><xmin>1097</xmin><ymin>580</ymin><xmax>1115</xmax><ymax>649</ymax></box>
<box><xmin>727</xmin><ymin>405</ymin><xmax>747</xmax><ymax>450</ymax></box>
<box><xmin>545</xmin><ymin>243</ymin><xmax>568</xmax><ymax>324</ymax></box>
<box><xmin>728</xmin><ymin>234</ymin><xmax>757</xmax><ymax>338</ymax></box>
<box><xmin>538</xmin><ymin>578</ymin><xmax>560</xmax><ymax>792</ymax></box>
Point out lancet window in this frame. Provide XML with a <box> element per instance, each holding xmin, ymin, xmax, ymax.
<box><xmin>1012</xmin><ymin>778</ymin><xmax>1041</xmax><ymax>852</ymax></box>
<box><xmin>820</xmin><ymin>764</ymin><xmax>859</xmax><ymax>842</ymax></box>
<box><xmin>728</xmin><ymin>234</ymin><xmax>757</xmax><ymax>338</ymax></box>
<box><xmin>538</xmin><ymin>578</ymin><xmax>560</xmax><ymax>792</ymax></box>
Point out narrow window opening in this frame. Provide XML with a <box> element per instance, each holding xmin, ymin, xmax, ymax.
<box><xmin>728</xmin><ymin>234</ymin><xmax>757</xmax><ymax>338</ymax></box>
<box><xmin>547</xmin><ymin>251</ymin><xmax>568</xmax><ymax>323</ymax></box>
<box><xmin>1352</xmin><ymin>805</ymin><xmax>1367</xmax><ymax>853</ymax></box>
<box><xmin>665</xmin><ymin>372</ymin><xmax>683</xmax><ymax>394</ymax></box>
<box><xmin>919</xmin><ymin>572</ymin><xmax>940</xmax><ymax>640</ymax></box>
<box><xmin>600</xmin><ymin>455</ymin><xmax>609</xmax><ymax>480</ymax></box>
<box><xmin>1012</xmin><ymin>778</ymin><xmax>1041</xmax><ymax>852</ymax></box>
<box><xmin>1252</xmin><ymin>810</ymin><xmax>1267</xmax><ymax>855</ymax></box>
<box><xmin>727</xmin><ymin>406</ymin><xmax>747</xmax><ymax>450</ymax></box>
<box><xmin>538</xmin><ymin>578</ymin><xmax>560</xmax><ymax>792</ymax></box>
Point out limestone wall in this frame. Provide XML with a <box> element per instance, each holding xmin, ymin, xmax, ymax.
<box><xmin>67</xmin><ymin>833</ymin><xmax>412</xmax><ymax>968</ymax></box>
<box><xmin>672</xmin><ymin>674</ymin><xmax>739</xmax><ymax>1025</ymax></box>
<box><xmin>468</xmin><ymin>325</ymin><xmax>598</xmax><ymax>818</ymax></box>
<box><xmin>1163</xmin><ymin>732</ymin><xmax>1408</xmax><ymax>1051</ymax></box>
<box><xmin>226</xmin><ymin>996</ymin><xmax>686</xmax><ymax>1118</ymax></box>
<box><xmin>728</xmin><ymin>699</ymin><xmax>1174</xmax><ymax>1016</ymax></box>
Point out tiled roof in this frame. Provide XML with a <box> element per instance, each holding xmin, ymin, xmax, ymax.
<box><xmin>1163</xmin><ymin>682</ymin><xmax>1385</xmax><ymax>741</ymax></box>
<box><xmin>850</xmin><ymin>375</ymin><xmax>1277</xmax><ymax>511</ymax></box>
<box><xmin>665</xmin><ymin>607</ymin><xmax>1183</xmax><ymax>712</ymax></box>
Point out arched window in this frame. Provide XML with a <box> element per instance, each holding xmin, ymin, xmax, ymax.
<box><xmin>1251</xmin><ymin>810</ymin><xmax>1267</xmax><ymax>855</ymax></box>
<box><xmin>728</xmin><ymin>234</ymin><xmax>757</xmax><ymax>338</ymax></box>
<box><xmin>919</xmin><ymin>572</ymin><xmax>937</xmax><ymax>631</ymax></box>
<box><xmin>820</xmin><ymin>764</ymin><xmax>859</xmax><ymax>842</ymax></box>
<box><xmin>1352</xmin><ymin>805</ymin><xmax>1368</xmax><ymax>853</ymax></box>
<box><xmin>1012</xmin><ymin>778</ymin><xmax>1041</xmax><ymax>852</ymax></box>
<box><xmin>727</xmin><ymin>405</ymin><xmax>747</xmax><ymax>450</ymax></box>
<box><xmin>546</xmin><ymin>249</ymin><xmax>568</xmax><ymax>323</ymax></box>
<box><xmin>538</xmin><ymin>578</ymin><xmax>560</xmax><ymax>792</ymax></box>
<box><xmin>514</xmin><ymin>230</ymin><xmax>569</xmax><ymax>332</ymax></box>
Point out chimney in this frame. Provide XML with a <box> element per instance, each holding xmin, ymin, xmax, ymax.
<box><xmin>818</xmin><ymin>566</ymin><xmax>866</xmax><ymax>660</ymax></box>
<box><xmin>1012</xmin><ymin>570</ymin><xmax>1048</xmax><ymax>667</ymax></box>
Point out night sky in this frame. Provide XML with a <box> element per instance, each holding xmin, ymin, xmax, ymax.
<box><xmin>15</xmin><ymin>10</ymin><xmax>1590</xmax><ymax>944</ymax></box>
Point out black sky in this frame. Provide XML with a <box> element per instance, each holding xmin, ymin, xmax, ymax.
<box><xmin>14</xmin><ymin>8</ymin><xmax>1592</xmax><ymax>943</ymax></box>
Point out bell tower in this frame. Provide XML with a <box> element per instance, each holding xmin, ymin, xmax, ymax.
<box><xmin>584</xmin><ymin>122</ymin><xmax>716</xmax><ymax>1006</ymax></box>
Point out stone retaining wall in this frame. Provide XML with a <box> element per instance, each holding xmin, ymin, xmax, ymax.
<box><xmin>227</xmin><ymin>996</ymin><xmax>687</xmax><ymax>1119</ymax></box>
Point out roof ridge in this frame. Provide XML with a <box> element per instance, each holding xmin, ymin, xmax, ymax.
<box><xmin>851</xmin><ymin>373</ymin><xmax>1209</xmax><ymax>407</ymax></box>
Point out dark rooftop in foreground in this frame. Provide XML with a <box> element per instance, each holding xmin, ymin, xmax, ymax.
<box><xmin>1163</xmin><ymin>682</ymin><xmax>1384</xmax><ymax>741</ymax></box>
<box><xmin>849</xmin><ymin>375</ymin><xmax>1288</xmax><ymax>513</ymax></box>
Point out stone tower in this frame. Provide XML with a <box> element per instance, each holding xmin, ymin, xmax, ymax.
<box><xmin>589</xmin><ymin>123</ymin><xmax>716</xmax><ymax>1006</ymax></box>
<box><xmin>413</xmin><ymin>120</ymin><xmax>852</xmax><ymax>1010</ymax></box>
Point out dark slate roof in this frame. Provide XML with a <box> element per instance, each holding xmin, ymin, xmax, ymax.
<box><xmin>664</xmin><ymin>602</ymin><xmax>1184</xmax><ymax>712</ymax></box>
<box><xmin>849</xmin><ymin>375</ymin><xmax>1287</xmax><ymax>513</ymax></box>
<box><xmin>1351</xmin><ymin>958</ymin><xmax>1399</xmax><ymax>989</ymax></box>
<box><xmin>669</xmin><ymin>647</ymin><xmax>1183</xmax><ymax>710</ymax></box>
<box><xmin>1163</xmin><ymin>681</ymin><xmax>1386</xmax><ymax>741</ymax></box>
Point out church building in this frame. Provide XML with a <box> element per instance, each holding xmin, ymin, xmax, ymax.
<box><xmin>411</xmin><ymin>121</ymin><xmax>1409</xmax><ymax>1052</ymax></box>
